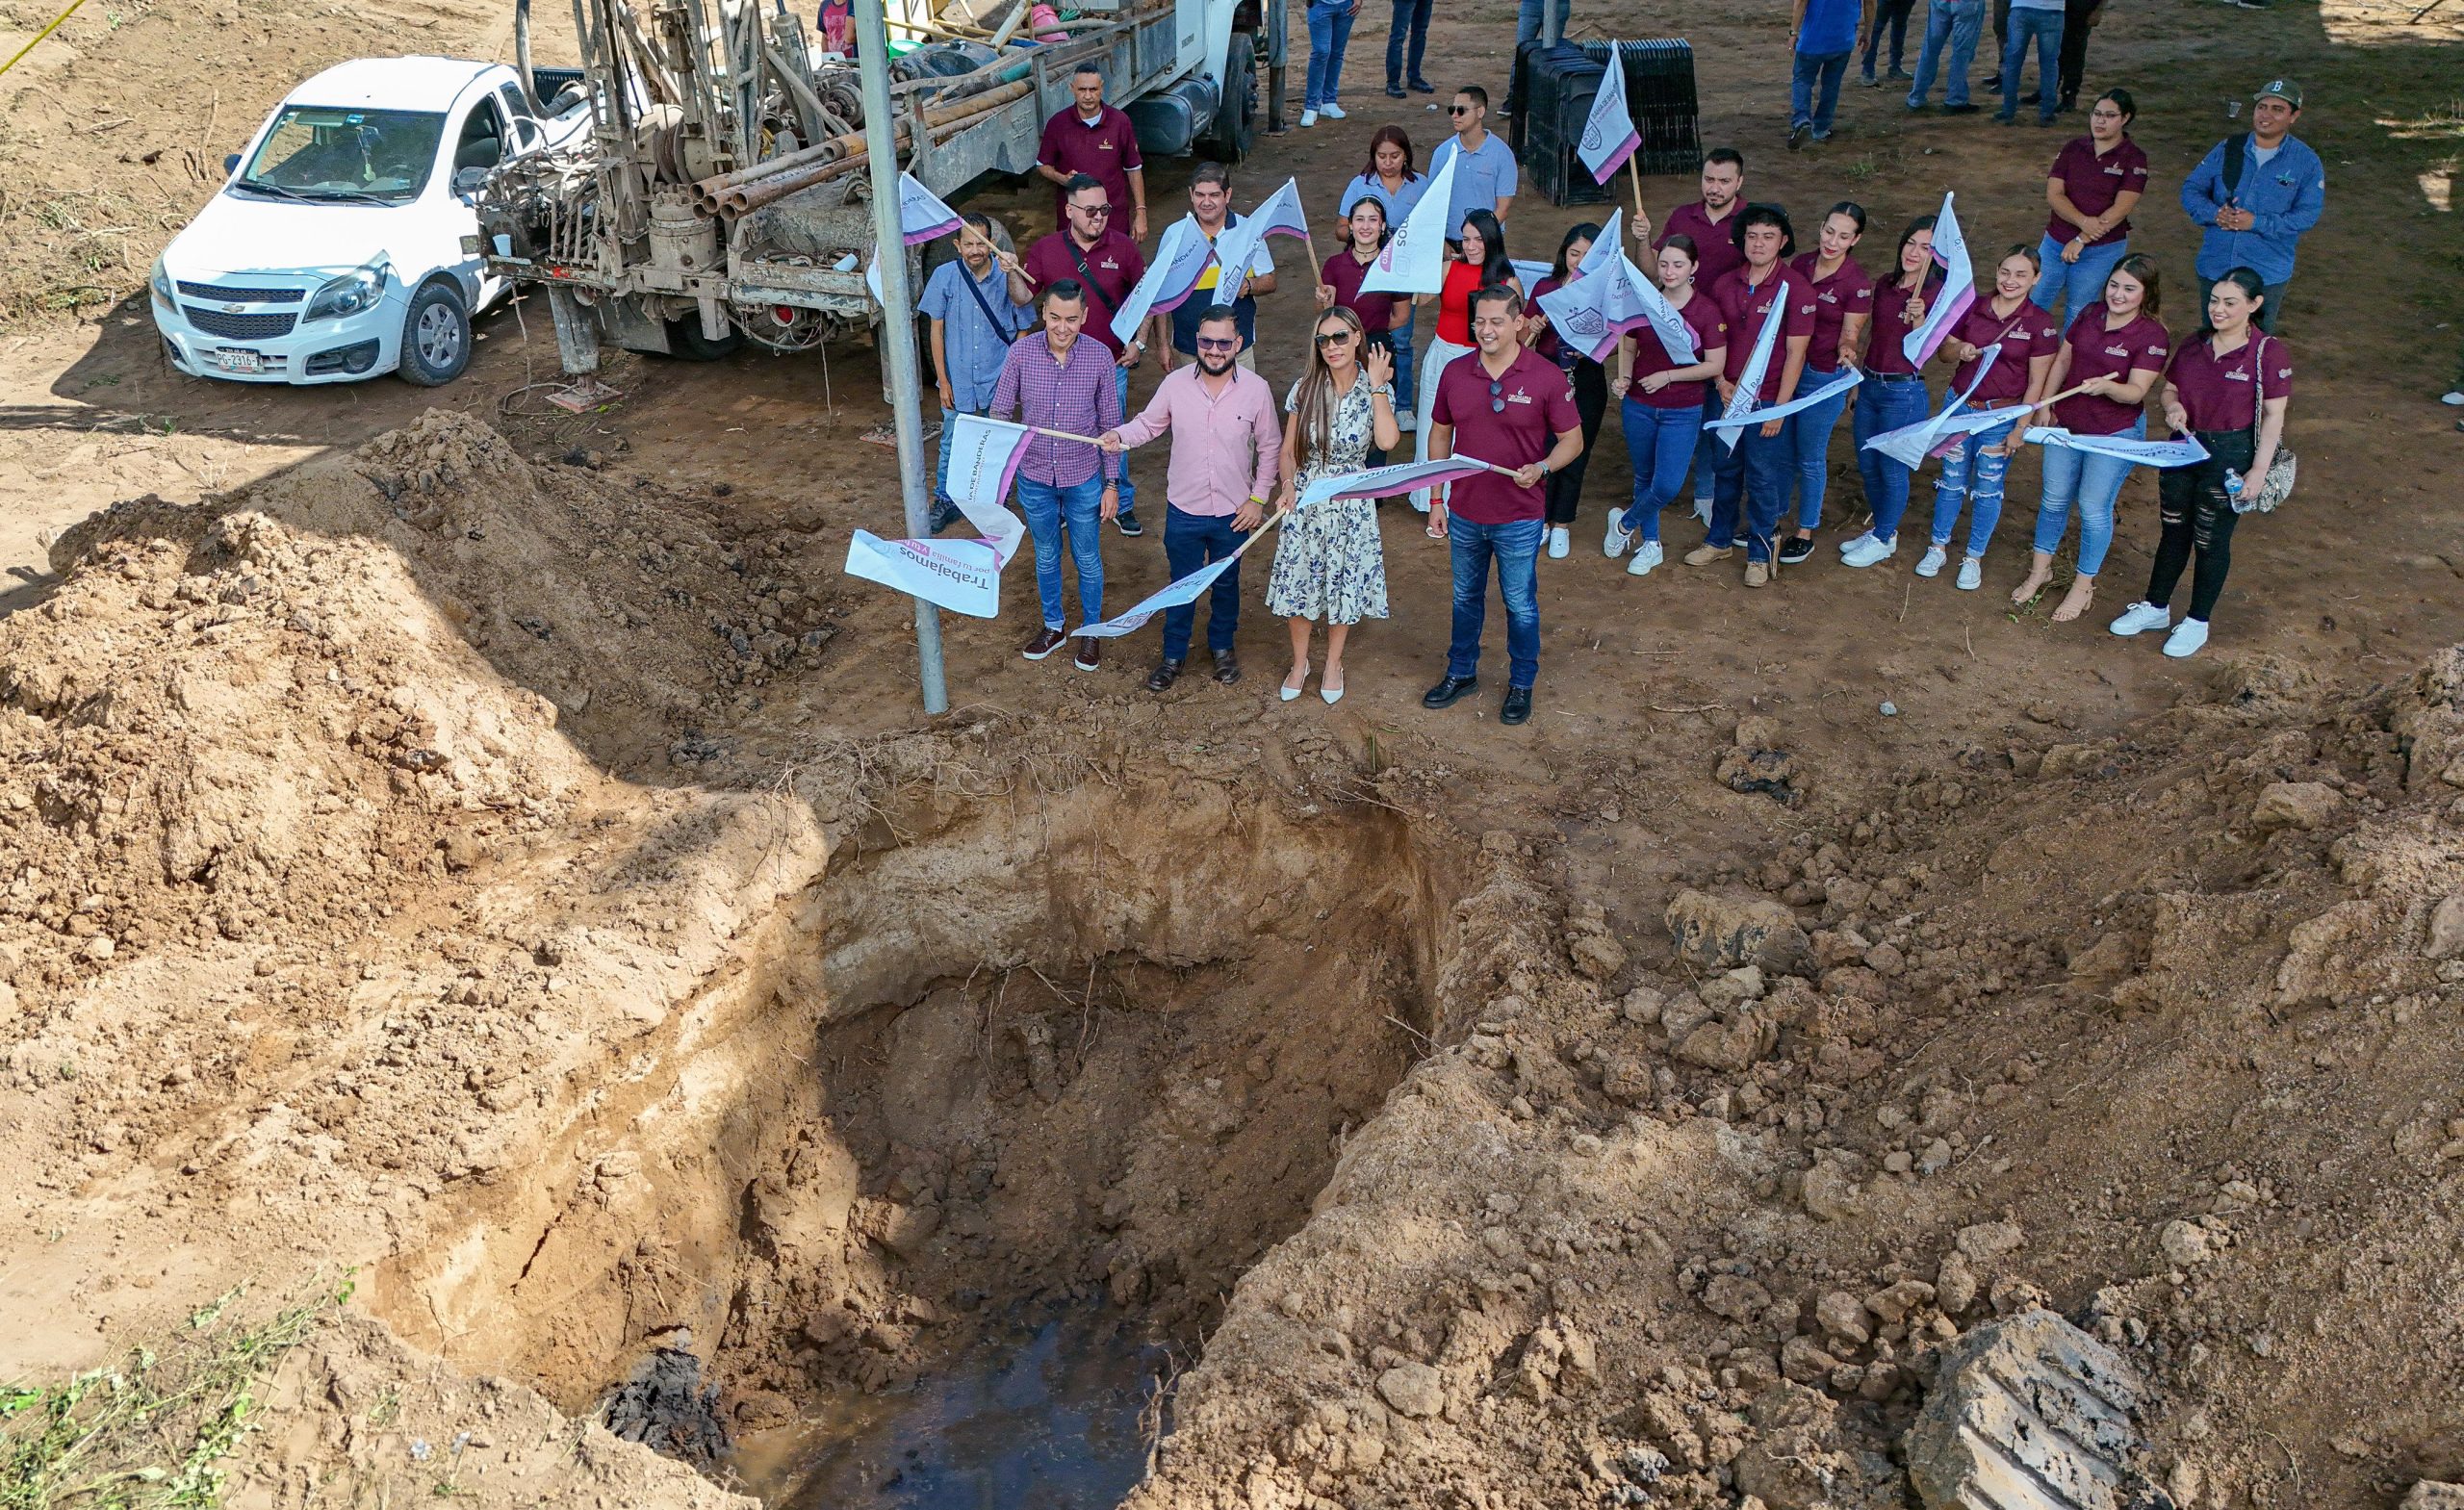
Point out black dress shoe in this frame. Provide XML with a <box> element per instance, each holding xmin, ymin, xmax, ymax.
<box><xmin>1386</xmin><ymin>83</ymin><xmax>1407</xmax><ymax>98</ymax></box>
<box><xmin>1942</xmin><ymin>102</ymin><xmax>1982</xmax><ymax>114</ymax></box>
<box><xmin>1982</xmin><ymin>73</ymin><xmax>2001</xmax><ymax>90</ymax></box>
<box><xmin>1778</xmin><ymin>534</ymin><xmax>1817</xmax><ymax>565</ymax></box>
<box><xmin>1212</xmin><ymin>649</ymin><xmax>1241</xmax><ymax>684</ymax></box>
<box><xmin>1146</xmin><ymin>657</ymin><xmax>1183</xmax><ymax>692</ymax></box>
<box><xmin>2020</xmin><ymin>88</ymin><xmax>2041</xmax><ymax>104</ymax></box>
<box><xmin>1422</xmin><ymin>675</ymin><xmax>1477</xmax><ymax>709</ymax></box>
<box><xmin>1501</xmin><ymin>685</ymin><xmax>1532</xmax><ymax>725</ymax></box>
<box><xmin>1409</xmin><ymin>78</ymin><xmax>1435</xmax><ymax>93</ymax></box>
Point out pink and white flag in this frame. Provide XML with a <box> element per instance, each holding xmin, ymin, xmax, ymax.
<box><xmin>1296</xmin><ymin>455</ymin><xmax>1500</xmax><ymax>510</ymax></box>
<box><xmin>938</xmin><ymin>413</ymin><xmax>1035</xmax><ymax>566</ymax></box>
<box><xmin>1861</xmin><ymin>345</ymin><xmax>2025</xmax><ymax>470</ymax></box>
<box><xmin>897</xmin><ymin>171</ymin><xmax>965</xmax><ymax>245</ymax></box>
<box><xmin>1361</xmin><ymin>150</ymin><xmax>1459</xmax><ymax>295</ymax></box>
<box><xmin>1208</xmin><ymin>178</ymin><xmax>1308</xmax><ymax>306</ymax></box>
<box><xmin>1714</xmin><ymin>294</ymin><xmax>1787</xmax><ymax>450</ymax></box>
<box><xmin>1111</xmin><ymin>216</ymin><xmax>1215</xmax><ymax>346</ymax></box>
<box><xmin>1902</xmin><ymin>190</ymin><xmax>1974</xmax><ymax>368</ymax></box>
<box><xmin>843</xmin><ymin>532</ymin><xmax>1002</xmax><ymax>619</ymax></box>
<box><xmin>1075</xmin><ymin>528</ymin><xmax>1274</xmax><ymax>639</ymax></box>
<box><xmin>1576</xmin><ymin>51</ymin><xmax>1641</xmax><ymax>183</ymax></box>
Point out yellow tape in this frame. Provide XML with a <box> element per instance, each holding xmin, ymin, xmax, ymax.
<box><xmin>0</xmin><ymin>0</ymin><xmax>92</xmax><ymax>78</ymax></box>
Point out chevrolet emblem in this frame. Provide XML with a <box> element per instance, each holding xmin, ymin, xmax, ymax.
<box><xmin>222</xmin><ymin>301</ymin><xmax>247</xmax><ymax>314</ymax></box>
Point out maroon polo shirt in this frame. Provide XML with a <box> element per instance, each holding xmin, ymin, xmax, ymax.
<box><xmin>1865</xmin><ymin>272</ymin><xmax>1943</xmax><ymax>376</ymax></box>
<box><xmin>2045</xmin><ymin>136</ymin><xmax>2151</xmax><ymax>246</ymax></box>
<box><xmin>1656</xmin><ymin>200</ymin><xmax>1746</xmax><ymax>288</ymax></box>
<box><xmin>1321</xmin><ymin>247</ymin><xmax>1398</xmax><ymax>335</ymax></box>
<box><xmin>1789</xmin><ymin>251</ymin><xmax>1875</xmax><ymax>372</ymax></box>
<box><xmin>1431</xmin><ymin>345</ymin><xmax>1581</xmax><ymax>525</ymax></box>
<box><xmin>1038</xmin><ymin>104</ymin><xmax>1142</xmax><ymax>226</ymax></box>
<box><xmin>1021</xmin><ymin>227</ymin><xmax>1145</xmax><ymax>356</ymax></box>
<box><xmin>1948</xmin><ymin>298</ymin><xmax>2062</xmax><ymax>404</ymax></box>
<box><xmin>2165</xmin><ymin>331</ymin><xmax>2293</xmax><ymax>433</ymax></box>
<box><xmin>1713</xmin><ymin>264</ymin><xmax>1817</xmax><ymax>403</ymax></box>
<box><xmin>2054</xmin><ymin>309</ymin><xmax>2171</xmax><ymax>434</ymax></box>
<box><xmin>1624</xmin><ymin>289</ymin><xmax>1730</xmax><ymax>410</ymax></box>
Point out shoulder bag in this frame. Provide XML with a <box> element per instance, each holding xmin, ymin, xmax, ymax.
<box><xmin>2234</xmin><ymin>334</ymin><xmax>2296</xmax><ymax>513</ymax></box>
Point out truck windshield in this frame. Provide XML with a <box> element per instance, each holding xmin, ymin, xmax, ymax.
<box><xmin>236</xmin><ymin>107</ymin><xmax>447</xmax><ymax>203</ymax></box>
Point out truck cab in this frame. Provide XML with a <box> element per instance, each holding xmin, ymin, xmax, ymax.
<box><xmin>150</xmin><ymin>57</ymin><xmax>587</xmax><ymax>386</ymax></box>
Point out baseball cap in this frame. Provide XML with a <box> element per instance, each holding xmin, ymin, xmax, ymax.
<box><xmin>2254</xmin><ymin>78</ymin><xmax>2303</xmax><ymax>109</ymax></box>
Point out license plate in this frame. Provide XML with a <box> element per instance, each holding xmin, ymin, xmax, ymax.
<box><xmin>214</xmin><ymin>348</ymin><xmax>263</xmax><ymax>373</ymax></box>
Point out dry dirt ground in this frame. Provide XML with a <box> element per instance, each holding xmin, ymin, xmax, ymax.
<box><xmin>4</xmin><ymin>0</ymin><xmax>2464</xmax><ymax>1505</ymax></box>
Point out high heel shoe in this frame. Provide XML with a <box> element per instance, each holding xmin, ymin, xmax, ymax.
<box><xmin>1280</xmin><ymin>661</ymin><xmax>1310</xmax><ymax>702</ymax></box>
<box><xmin>1320</xmin><ymin>670</ymin><xmax>1345</xmax><ymax>705</ymax></box>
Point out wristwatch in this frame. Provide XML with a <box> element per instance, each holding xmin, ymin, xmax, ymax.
<box><xmin>1370</xmin><ymin>383</ymin><xmax>1395</xmax><ymax>397</ymax></box>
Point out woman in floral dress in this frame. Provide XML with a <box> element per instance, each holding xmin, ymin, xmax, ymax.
<box><xmin>1268</xmin><ymin>305</ymin><xmax>1400</xmax><ymax>704</ymax></box>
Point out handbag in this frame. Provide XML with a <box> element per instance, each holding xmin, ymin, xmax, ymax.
<box><xmin>2233</xmin><ymin>334</ymin><xmax>2297</xmax><ymax>513</ymax></box>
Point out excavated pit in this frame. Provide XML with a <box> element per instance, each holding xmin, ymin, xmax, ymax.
<box><xmin>368</xmin><ymin>772</ymin><xmax>1457</xmax><ymax>1507</ymax></box>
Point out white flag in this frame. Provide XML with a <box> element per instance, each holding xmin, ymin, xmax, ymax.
<box><xmin>1209</xmin><ymin>179</ymin><xmax>1307</xmax><ymax>306</ymax></box>
<box><xmin>896</xmin><ymin>171</ymin><xmax>964</xmax><ymax>244</ymax></box>
<box><xmin>1903</xmin><ymin>190</ymin><xmax>1974</xmax><ymax>367</ymax></box>
<box><xmin>1074</xmin><ymin>528</ymin><xmax>1274</xmax><ymax>639</ymax></box>
<box><xmin>843</xmin><ymin>531</ymin><xmax>1002</xmax><ymax>618</ymax></box>
<box><xmin>1576</xmin><ymin>51</ymin><xmax>1641</xmax><ymax>182</ymax></box>
<box><xmin>2023</xmin><ymin>428</ymin><xmax>2211</xmax><ymax>468</ymax></box>
<box><xmin>939</xmin><ymin>413</ymin><xmax>1036</xmax><ymax>568</ymax></box>
<box><xmin>1715</xmin><ymin>294</ymin><xmax>1786</xmax><ymax>450</ymax></box>
<box><xmin>1111</xmin><ymin>216</ymin><xmax>1214</xmax><ymax>346</ymax></box>
<box><xmin>1362</xmin><ymin>150</ymin><xmax>1460</xmax><ymax>295</ymax></box>
<box><xmin>1707</xmin><ymin>367</ymin><xmax>1863</xmax><ymax>433</ymax></box>
<box><xmin>1861</xmin><ymin>346</ymin><xmax>2021</xmax><ymax>469</ymax></box>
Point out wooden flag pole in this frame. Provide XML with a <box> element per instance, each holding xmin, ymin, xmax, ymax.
<box><xmin>1628</xmin><ymin>156</ymin><xmax>1647</xmax><ymax>225</ymax></box>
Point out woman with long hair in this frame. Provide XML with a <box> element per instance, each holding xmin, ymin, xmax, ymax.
<box><xmin>2107</xmin><ymin>268</ymin><xmax>2290</xmax><ymax>657</ymax></box>
<box><xmin>2034</xmin><ymin>89</ymin><xmax>2147</xmax><ymax>324</ymax></box>
<box><xmin>1605</xmin><ymin>236</ymin><xmax>1729</xmax><ymax>580</ymax></box>
<box><xmin>1336</xmin><ymin>127</ymin><xmax>1426</xmax><ymax>419</ymax></box>
<box><xmin>2013</xmin><ymin>252</ymin><xmax>2169</xmax><ymax>622</ymax></box>
<box><xmin>1268</xmin><ymin>304</ymin><xmax>1402</xmax><ymax>702</ymax></box>
<box><xmin>1316</xmin><ymin>196</ymin><xmax>1410</xmax><ymax>462</ymax></box>
<box><xmin>1524</xmin><ymin>221</ymin><xmax>1611</xmax><ymax>558</ymax></box>
<box><xmin>1408</xmin><ymin>210</ymin><xmax>1520</xmax><ymax>521</ymax></box>
<box><xmin>1840</xmin><ymin>216</ymin><xmax>1939</xmax><ymax>568</ymax></box>
<box><xmin>1781</xmin><ymin>201</ymin><xmax>1873</xmax><ymax>563</ymax></box>
<box><xmin>1917</xmin><ymin>243</ymin><xmax>2060</xmax><ymax>590</ymax></box>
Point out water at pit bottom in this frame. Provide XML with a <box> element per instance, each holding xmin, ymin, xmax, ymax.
<box><xmin>730</xmin><ymin>1303</ymin><xmax>1172</xmax><ymax>1508</ymax></box>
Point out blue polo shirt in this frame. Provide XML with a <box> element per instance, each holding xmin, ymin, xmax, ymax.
<box><xmin>917</xmin><ymin>257</ymin><xmax>1029</xmax><ymax>411</ymax></box>
<box><xmin>1428</xmin><ymin>131</ymin><xmax>1519</xmax><ymax>235</ymax></box>
<box><xmin>1797</xmin><ymin>0</ymin><xmax>1861</xmax><ymax>54</ymax></box>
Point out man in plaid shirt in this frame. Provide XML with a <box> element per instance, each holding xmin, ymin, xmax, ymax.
<box><xmin>989</xmin><ymin>280</ymin><xmax>1125</xmax><ymax>673</ymax></box>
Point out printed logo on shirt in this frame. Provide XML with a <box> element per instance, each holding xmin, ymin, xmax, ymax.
<box><xmin>2102</xmin><ymin>345</ymin><xmax>2130</xmax><ymax>359</ymax></box>
<box><xmin>2223</xmin><ymin>369</ymin><xmax>2251</xmax><ymax>383</ymax></box>
<box><xmin>1506</xmin><ymin>390</ymin><xmax>1533</xmax><ymax>405</ymax></box>
<box><xmin>1097</xmin><ymin>257</ymin><xmax>1119</xmax><ymax>271</ymax></box>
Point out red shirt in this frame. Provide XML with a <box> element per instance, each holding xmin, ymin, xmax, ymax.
<box><xmin>1435</xmin><ymin>260</ymin><xmax>1491</xmax><ymax>346</ymax></box>
<box><xmin>1021</xmin><ymin>228</ymin><xmax>1145</xmax><ymax>356</ymax></box>
<box><xmin>1789</xmin><ymin>251</ymin><xmax>1874</xmax><ymax>372</ymax></box>
<box><xmin>1864</xmin><ymin>273</ymin><xmax>1944</xmax><ymax>376</ymax></box>
<box><xmin>1948</xmin><ymin>297</ymin><xmax>2062</xmax><ymax>404</ymax></box>
<box><xmin>1713</xmin><ymin>264</ymin><xmax>1817</xmax><ymax>403</ymax></box>
<box><xmin>1432</xmin><ymin>346</ymin><xmax>1582</xmax><ymax>525</ymax></box>
<box><xmin>2045</xmin><ymin>136</ymin><xmax>2150</xmax><ymax>247</ymax></box>
<box><xmin>1657</xmin><ymin>200</ymin><xmax>1745</xmax><ymax>288</ymax></box>
<box><xmin>2165</xmin><ymin>331</ymin><xmax>2293</xmax><ymax>433</ymax></box>
<box><xmin>1037</xmin><ymin>105</ymin><xmax>1142</xmax><ymax>225</ymax></box>
<box><xmin>1624</xmin><ymin>289</ymin><xmax>1729</xmax><ymax>410</ymax></box>
<box><xmin>1321</xmin><ymin>246</ymin><xmax>1398</xmax><ymax>335</ymax></box>
<box><xmin>2054</xmin><ymin>309</ymin><xmax>2171</xmax><ymax>435</ymax></box>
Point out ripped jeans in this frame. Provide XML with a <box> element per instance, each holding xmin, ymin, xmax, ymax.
<box><xmin>2145</xmin><ymin>428</ymin><xmax>2256</xmax><ymax>623</ymax></box>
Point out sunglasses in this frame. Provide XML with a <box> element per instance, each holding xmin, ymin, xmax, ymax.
<box><xmin>1073</xmin><ymin>203</ymin><xmax>1113</xmax><ymax>216</ymax></box>
<box><xmin>1488</xmin><ymin>378</ymin><xmax>1505</xmax><ymax>414</ymax></box>
<box><xmin>1449</xmin><ymin>104</ymin><xmax>1473</xmax><ymax>115</ymax></box>
<box><xmin>1195</xmin><ymin>337</ymin><xmax>1238</xmax><ymax>353</ymax></box>
<box><xmin>1315</xmin><ymin>329</ymin><xmax>1353</xmax><ymax>346</ymax></box>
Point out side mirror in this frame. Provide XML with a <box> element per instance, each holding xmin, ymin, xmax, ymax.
<box><xmin>453</xmin><ymin>166</ymin><xmax>489</xmax><ymax>196</ymax></box>
<box><xmin>223</xmin><ymin>152</ymin><xmax>241</xmax><ymax>175</ymax></box>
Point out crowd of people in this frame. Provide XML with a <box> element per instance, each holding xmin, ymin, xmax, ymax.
<box><xmin>912</xmin><ymin>54</ymin><xmax>2323</xmax><ymax>724</ymax></box>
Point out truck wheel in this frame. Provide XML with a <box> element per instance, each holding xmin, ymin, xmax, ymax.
<box><xmin>1209</xmin><ymin>29</ymin><xmax>1259</xmax><ymax>162</ymax></box>
<box><xmin>398</xmin><ymin>281</ymin><xmax>472</xmax><ymax>387</ymax></box>
<box><xmin>664</xmin><ymin>314</ymin><xmax>743</xmax><ymax>360</ymax></box>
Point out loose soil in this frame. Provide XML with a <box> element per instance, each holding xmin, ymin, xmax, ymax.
<box><xmin>4</xmin><ymin>0</ymin><xmax>2464</xmax><ymax>1505</ymax></box>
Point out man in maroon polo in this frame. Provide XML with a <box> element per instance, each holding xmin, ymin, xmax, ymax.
<box><xmin>1037</xmin><ymin>64</ymin><xmax>1148</xmax><ymax>242</ymax></box>
<box><xmin>1423</xmin><ymin>284</ymin><xmax>1584</xmax><ymax>727</ymax></box>
<box><xmin>1015</xmin><ymin>175</ymin><xmax>1162</xmax><ymax>534</ymax></box>
<box><xmin>1638</xmin><ymin>147</ymin><xmax>1748</xmax><ymax>288</ymax></box>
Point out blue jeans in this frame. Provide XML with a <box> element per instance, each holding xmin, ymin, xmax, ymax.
<box><xmin>1863</xmin><ymin>0</ymin><xmax>1915</xmax><ymax>76</ymax></box>
<box><xmin>1907</xmin><ymin>0</ymin><xmax>1983</xmax><ymax>108</ymax></box>
<box><xmin>2030</xmin><ymin>234</ymin><xmax>2129</xmax><ymax>323</ymax></box>
<box><xmin>1688</xmin><ymin>426</ymin><xmax>1720</xmax><ymax>504</ymax></box>
<box><xmin>1785</xmin><ymin>367</ymin><xmax>1854</xmax><ymax>528</ymax></box>
<box><xmin>1305</xmin><ymin>0</ymin><xmax>1354</xmax><ymax>106</ymax></box>
<box><xmin>1447</xmin><ymin>516</ymin><xmax>1542</xmax><ymax>688</ymax></box>
<box><xmin>1112</xmin><ymin>367</ymin><xmax>1140</xmax><ymax>520</ymax></box>
<box><xmin>1390</xmin><ymin>311</ymin><xmax>1418</xmax><ymax>413</ymax></box>
<box><xmin>1016</xmin><ymin>474</ymin><xmax>1106</xmax><ymax>629</ymax></box>
<box><xmin>1618</xmin><ymin>399</ymin><xmax>1703</xmax><ymax>543</ymax></box>
<box><xmin>1996</xmin><ymin>5</ymin><xmax>2063</xmax><ymax>121</ymax></box>
<box><xmin>1161</xmin><ymin>504</ymin><xmax>1249</xmax><ymax>660</ymax></box>
<box><xmin>1708</xmin><ymin>422</ymin><xmax>1794</xmax><ymax>563</ymax></box>
<box><xmin>1930</xmin><ymin>416</ymin><xmax>2016</xmax><ymax>556</ymax></box>
<box><xmin>1853</xmin><ymin>374</ymin><xmax>1932</xmax><ymax>541</ymax></box>
<box><xmin>2033</xmin><ymin>415</ymin><xmax>2143</xmax><ymax>576</ymax></box>
<box><xmin>1791</xmin><ymin>50</ymin><xmax>1851</xmax><ymax>132</ymax></box>
<box><xmin>1386</xmin><ymin>0</ymin><xmax>1431</xmax><ymax>85</ymax></box>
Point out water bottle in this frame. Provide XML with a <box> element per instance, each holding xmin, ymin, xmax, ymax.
<box><xmin>2222</xmin><ymin>469</ymin><xmax>2246</xmax><ymax>503</ymax></box>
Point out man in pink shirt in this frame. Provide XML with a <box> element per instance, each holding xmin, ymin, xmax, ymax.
<box><xmin>1099</xmin><ymin>308</ymin><xmax>1282</xmax><ymax>690</ymax></box>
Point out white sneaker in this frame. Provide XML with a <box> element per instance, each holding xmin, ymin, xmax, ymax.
<box><xmin>1321</xmin><ymin>102</ymin><xmax>1348</xmax><ymax>119</ymax></box>
<box><xmin>1626</xmin><ymin>539</ymin><xmax>1664</xmax><ymax>576</ymax></box>
<box><xmin>1396</xmin><ymin>410</ymin><xmax>1417</xmax><ymax>433</ymax></box>
<box><xmin>1914</xmin><ymin>545</ymin><xmax>1947</xmax><ymax>577</ymax></box>
<box><xmin>2441</xmin><ymin>389</ymin><xmax>2464</xmax><ymax>406</ymax></box>
<box><xmin>2163</xmin><ymin>617</ymin><xmax>2210</xmax><ymax>657</ymax></box>
<box><xmin>2108</xmin><ymin>600</ymin><xmax>2171</xmax><ymax>636</ymax></box>
<box><xmin>1840</xmin><ymin>533</ymin><xmax>1897</xmax><ymax>568</ymax></box>
<box><xmin>1956</xmin><ymin>555</ymin><xmax>1982</xmax><ymax>591</ymax></box>
<box><xmin>1835</xmin><ymin>529</ymin><xmax>1876</xmax><ymax>557</ymax></box>
<box><xmin>1604</xmin><ymin>510</ymin><xmax>1632</xmax><ymax>558</ymax></box>
<box><xmin>1300</xmin><ymin>109</ymin><xmax>1319</xmax><ymax>127</ymax></box>
<box><xmin>1547</xmin><ymin>525</ymin><xmax>1570</xmax><ymax>558</ymax></box>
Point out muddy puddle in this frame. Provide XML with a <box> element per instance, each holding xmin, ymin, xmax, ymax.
<box><xmin>731</xmin><ymin>1301</ymin><xmax>1171</xmax><ymax>1508</ymax></box>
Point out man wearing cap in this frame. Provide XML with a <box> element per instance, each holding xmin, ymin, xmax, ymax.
<box><xmin>2179</xmin><ymin>80</ymin><xmax>2323</xmax><ymax>333</ymax></box>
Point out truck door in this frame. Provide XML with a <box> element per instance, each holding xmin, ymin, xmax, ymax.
<box><xmin>448</xmin><ymin>94</ymin><xmax>510</xmax><ymax>307</ymax></box>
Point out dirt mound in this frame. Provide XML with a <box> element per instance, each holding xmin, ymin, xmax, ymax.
<box><xmin>1124</xmin><ymin>652</ymin><xmax>2464</xmax><ymax>1509</ymax></box>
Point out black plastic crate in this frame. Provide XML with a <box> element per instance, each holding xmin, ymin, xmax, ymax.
<box><xmin>1511</xmin><ymin>38</ymin><xmax>1701</xmax><ymax>207</ymax></box>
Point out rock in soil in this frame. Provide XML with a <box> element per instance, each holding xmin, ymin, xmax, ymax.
<box><xmin>1904</xmin><ymin>1310</ymin><xmax>2164</xmax><ymax>1510</ymax></box>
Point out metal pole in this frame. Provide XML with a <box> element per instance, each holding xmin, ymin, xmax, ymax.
<box><xmin>1541</xmin><ymin>0</ymin><xmax>1562</xmax><ymax>47</ymax></box>
<box><xmin>855</xmin><ymin>0</ymin><xmax>951</xmax><ymax>716</ymax></box>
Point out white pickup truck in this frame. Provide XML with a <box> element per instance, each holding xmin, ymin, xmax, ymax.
<box><xmin>149</xmin><ymin>56</ymin><xmax>588</xmax><ymax>386</ymax></box>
